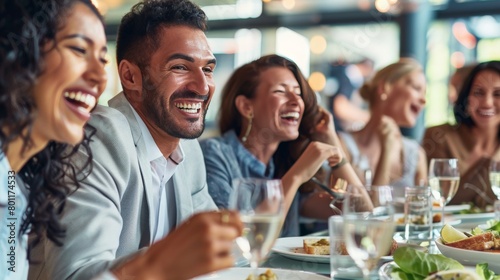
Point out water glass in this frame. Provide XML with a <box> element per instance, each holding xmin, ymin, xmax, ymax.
<box><xmin>404</xmin><ymin>186</ymin><xmax>433</xmax><ymax>244</ymax></box>
<box><xmin>328</xmin><ymin>216</ymin><xmax>361</xmax><ymax>279</ymax></box>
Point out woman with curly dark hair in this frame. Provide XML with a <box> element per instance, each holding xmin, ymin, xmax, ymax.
<box><xmin>0</xmin><ymin>0</ymin><xmax>107</xmax><ymax>278</ymax></box>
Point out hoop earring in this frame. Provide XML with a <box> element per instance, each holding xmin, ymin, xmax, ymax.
<box><xmin>380</xmin><ymin>93</ymin><xmax>388</xmax><ymax>101</ymax></box>
<box><xmin>242</xmin><ymin>114</ymin><xmax>253</xmax><ymax>143</ymax></box>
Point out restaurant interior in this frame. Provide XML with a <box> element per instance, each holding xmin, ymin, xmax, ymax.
<box><xmin>83</xmin><ymin>1</ymin><xmax>500</xmax><ymax>278</ymax></box>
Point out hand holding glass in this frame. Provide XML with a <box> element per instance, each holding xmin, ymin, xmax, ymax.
<box><xmin>228</xmin><ymin>178</ymin><xmax>284</xmax><ymax>279</ymax></box>
<box><xmin>342</xmin><ymin>185</ymin><xmax>395</xmax><ymax>280</ymax></box>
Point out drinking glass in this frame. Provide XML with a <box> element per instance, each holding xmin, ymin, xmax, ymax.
<box><xmin>228</xmin><ymin>178</ymin><xmax>284</xmax><ymax>279</ymax></box>
<box><xmin>428</xmin><ymin>158</ymin><xmax>460</xmax><ymax>227</ymax></box>
<box><xmin>489</xmin><ymin>160</ymin><xmax>500</xmax><ymax>220</ymax></box>
<box><xmin>342</xmin><ymin>185</ymin><xmax>396</xmax><ymax>280</ymax></box>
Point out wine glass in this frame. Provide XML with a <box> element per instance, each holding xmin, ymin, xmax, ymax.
<box><xmin>342</xmin><ymin>185</ymin><xmax>396</xmax><ymax>280</ymax></box>
<box><xmin>228</xmin><ymin>178</ymin><xmax>284</xmax><ymax>279</ymax></box>
<box><xmin>428</xmin><ymin>158</ymin><xmax>460</xmax><ymax>228</ymax></box>
<box><xmin>489</xmin><ymin>160</ymin><xmax>500</xmax><ymax>220</ymax></box>
<box><xmin>489</xmin><ymin>160</ymin><xmax>500</xmax><ymax>199</ymax></box>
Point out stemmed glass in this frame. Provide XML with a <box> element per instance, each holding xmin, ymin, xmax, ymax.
<box><xmin>228</xmin><ymin>178</ymin><xmax>284</xmax><ymax>279</ymax></box>
<box><xmin>489</xmin><ymin>160</ymin><xmax>500</xmax><ymax>220</ymax></box>
<box><xmin>428</xmin><ymin>158</ymin><xmax>460</xmax><ymax>228</ymax></box>
<box><xmin>489</xmin><ymin>160</ymin><xmax>500</xmax><ymax>199</ymax></box>
<box><xmin>342</xmin><ymin>185</ymin><xmax>396</xmax><ymax>280</ymax></box>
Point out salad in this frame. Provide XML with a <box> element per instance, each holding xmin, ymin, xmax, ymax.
<box><xmin>387</xmin><ymin>247</ymin><xmax>500</xmax><ymax>280</ymax></box>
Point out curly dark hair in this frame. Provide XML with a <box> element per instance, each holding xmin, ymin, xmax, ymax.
<box><xmin>116</xmin><ymin>0</ymin><xmax>208</xmax><ymax>67</ymax></box>
<box><xmin>0</xmin><ymin>0</ymin><xmax>102</xmax><ymax>256</ymax></box>
<box><xmin>217</xmin><ymin>54</ymin><xmax>320</xmax><ymax>177</ymax></box>
<box><xmin>454</xmin><ymin>60</ymin><xmax>500</xmax><ymax>136</ymax></box>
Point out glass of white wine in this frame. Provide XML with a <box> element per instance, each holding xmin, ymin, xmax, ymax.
<box><xmin>342</xmin><ymin>185</ymin><xmax>396</xmax><ymax>280</ymax></box>
<box><xmin>228</xmin><ymin>178</ymin><xmax>284</xmax><ymax>279</ymax></box>
<box><xmin>489</xmin><ymin>160</ymin><xmax>500</xmax><ymax>220</ymax></box>
<box><xmin>489</xmin><ymin>160</ymin><xmax>500</xmax><ymax>199</ymax></box>
<box><xmin>428</xmin><ymin>158</ymin><xmax>460</xmax><ymax>228</ymax></box>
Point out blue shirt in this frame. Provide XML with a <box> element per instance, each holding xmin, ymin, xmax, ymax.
<box><xmin>200</xmin><ymin>130</ymin><xmax>299</xmax><ymax>237</ymax></box>
<box><xmin>0</xmin><ymin>152</ymin><xmax>28</xmax><ymax>280</ymax></box>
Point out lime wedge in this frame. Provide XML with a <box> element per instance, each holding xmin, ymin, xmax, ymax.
<box><xmin>441</xmin><ymin>223</ymin><xmax>468</xmax><ymax>244</ymax></box>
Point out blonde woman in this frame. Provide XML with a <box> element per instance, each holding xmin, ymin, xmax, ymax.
<box><xmin>338</xmin><ymin>58</ymin><xmax>428</xmax><ymax>198</ymax></box>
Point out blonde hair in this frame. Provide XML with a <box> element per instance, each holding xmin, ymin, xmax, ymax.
<box><xmin>359</xmin><ymin>58</ymin><xmax>423</xmax><ymax>106</ymax></box>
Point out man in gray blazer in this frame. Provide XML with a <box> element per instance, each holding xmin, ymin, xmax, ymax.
<box><xmin>29</xmin><ymin>1</ymin><xmax>242</xmax><ymax>279</ymax></box>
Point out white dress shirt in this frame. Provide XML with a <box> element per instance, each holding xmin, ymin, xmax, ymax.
<box><xmin>130</xmin><ymin>106</ymin><xmax>183</xmax><ymax>242</ymax></box>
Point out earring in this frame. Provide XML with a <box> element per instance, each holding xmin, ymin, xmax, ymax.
<box><xmin>380</xmin><ymin>93</ymin><xmax>388</xmax><ymax>101</ymax></box>
<box><xmin>242</xmin><ymin>113</ymin><xmax>253</xmax><ymax>143</ymax></box>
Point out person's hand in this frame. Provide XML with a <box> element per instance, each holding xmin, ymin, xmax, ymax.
<box><xmin>112</xmin><ymin>211</ymin><xmax>243</xmax><ymax>280</ymax></box>
<box><xmin>309</xmin><ymin>107</ymin><xmax>336</xmax><ymax>144</ymax></box>
<box><xmin>289</xmin><ymin>141</ymin><xmax>341</xmax><ymax>185</ymax></box>
<box><xmin>377</xmin><ymin>116</ymin><xmax>400</xmax><ymax>150</ymax></box>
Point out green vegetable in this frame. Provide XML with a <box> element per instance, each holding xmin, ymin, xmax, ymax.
<box><xmin>393</xmin><ymin>247</ymin><xmax>464</xmax><ymax>279</ymax></box>
<box><xmin>476</xmin><ymin>263</ymin><xmax>500</xmax><ymax>280</ymax></box>
<box><xmin>486</xmin><ymin>221</ymin><xmax>500</xmax><ymax>234</ymax></box>
<box><xmin>472</xmin><ymin>227</ymin><xmax>484</xmax><ymax>235</ymax></box>
<box><xmin>390</xmin><ymin>266</ymin><xmax>418</xmax><ymax>280</ymax></box>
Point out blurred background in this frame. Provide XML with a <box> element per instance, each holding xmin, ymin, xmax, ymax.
<box><xmin>90</xmin><ymin>0</ymin><xmax>500</xmax><ymax>140</ymax></box>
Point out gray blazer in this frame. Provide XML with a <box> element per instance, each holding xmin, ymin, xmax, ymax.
<box><xmin>29</xmin><ymin>93</ymin><xmax>217</xmax><ymax>280</ymax></box>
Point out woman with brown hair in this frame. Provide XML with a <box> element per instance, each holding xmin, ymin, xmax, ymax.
<box><xmin>201</xmin><ymin>54</ymin><xmax>369</xmax><ymax>237</ymax></box>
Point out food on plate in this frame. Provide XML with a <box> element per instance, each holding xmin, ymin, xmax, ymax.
<box><xmin>441</xmin><ymin>223</ymin><xmax>468</xmax><ymax>243</ymax></box>
<box><xmin>440</xmin><ymin>223</ymin><xmax>500</xmax><ymax>251</ymax></box>
<box><xmin>432</xmin><ymin>213</ymin><xmax>442</xmax><ymax>223</ymax></box>
<box><xmin>423</xmin><ymin>269</ymin><xmax>482</xmax><ymax>280</ymax></box>
<box><xmin>303</xmin><ymin>238</ymin><xmax>398</xmax><ymax>256</ymax></box>
<box><xmin>390</xmin><ymin>247</ymin><xmax>500</xmax><ymax>280</ymax></box>
<box><xmin>245</xmin><ymin>269</ymin><xmax>277</xmax><ymax>280</ymax></box>
<box><xmin>396</xmin><ymin>213</ymin><xmax>441</xmax><ymax>224</ymax></box>
<box><xmin>303</xmin><ymin>238</ymin><xmax>330</xmax><ymax>255</ymax></box>
<box><xmin>445</xmin><ymin>232</ymin><xmax>497</xmax><ymax>251</ymax></box>
<box><xmin>390</xmin><ymin>247</ymin><xmax>464</xmax><ymax>279</ymax></box>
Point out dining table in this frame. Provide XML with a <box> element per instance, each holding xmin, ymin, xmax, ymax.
<box><xmin>254</xmin><ymin>208</ymin><xmax>498</xmax><ymax>280</ymax></box>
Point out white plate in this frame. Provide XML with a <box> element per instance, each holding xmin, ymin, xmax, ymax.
<box><xmin>271</xmin><ymin>237</ymin><xmax>424</xmax><ymax>264</ymax></box>
<box><xmin>432</xmin><ymin>204</ymin><xmax>471</xmax><ymax>213</ymax></box>
<box><xmin>395</xmin><ymin>214</ymin><xmax>461</xmax><ymax>231</ymax></box>
<box><xmin>271</xmin><ymin>237</ymin><xmax>332</xmax><ymax>264</ymax></box>
<box><xmin>193</xmin><ymin>267</ymin><xmax>329</xmax><ymax>279</ymax></box>
<box><xmin>435</xmin><ymin>238</ymin><xmax>500</xmax><ymax>273</ymax></box>
<box><xmin>452</xmin><ymin>213</ymin><xmax>495</xmax><ymax>231</ymax></box>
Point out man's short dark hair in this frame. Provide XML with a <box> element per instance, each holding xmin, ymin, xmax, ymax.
<box><xmin>116</xmin><ymin>0</ymin><xmax>208</xmax><ymax>67</ymax></box>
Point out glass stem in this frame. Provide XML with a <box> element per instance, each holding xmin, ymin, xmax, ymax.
<box><xmin>250</xmin><ymin>258</ymin><xmax>259</xmax><ymax>279</ymax></box>
<box><xmin>362</xmin><ymin>268</ymin><xmax>371</xmax><ymax>280</ymax></box>
<box><xmin>441</xmin><ymin>199</ymin><xmax>446</xmax><ymax>230</ymax></box>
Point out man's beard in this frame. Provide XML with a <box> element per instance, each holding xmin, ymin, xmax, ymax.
<box><xmin>142</xmin><ymin>77</ymin><xmax>207</xmax><ymax>139</ymax></box>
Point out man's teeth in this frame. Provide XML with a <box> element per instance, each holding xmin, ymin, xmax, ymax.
<box><xmin>281</xmin><ymin>112</ymin><xmax>300</xmax><ymax>120</ymax></box>
<box><xmin>175</xmin><ymin>103</ymin><xmax>202</xmax><ymax>113</ymax></box>
<box><xmin>64</xmin><ymin>91</ymin><xmax>96</xmax><ymax>109</ymax></box>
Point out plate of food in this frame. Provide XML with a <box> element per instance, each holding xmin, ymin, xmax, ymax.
<box><xmin>395</xmin><ymin>213</ymin><xmax>460</xmax><ymax>231</ymax></box>
<box><xmin>193</xmin><ymin>267</ymin><xmax>329</xmax><ymax>280</ymax></box>
<box><xmin>378</xmin><ymin>260</ymin><xmax>480</xmax><ymax>280</ymax></box>
<box><xmin>435</xmin><ymin>223</ymin><xmax>500</xmax><ymax>273</ymax></box>
<box><xmin>271</xmin><ymin>237</ymin><xmax>400</xmax><ymax>264</ymax></box>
